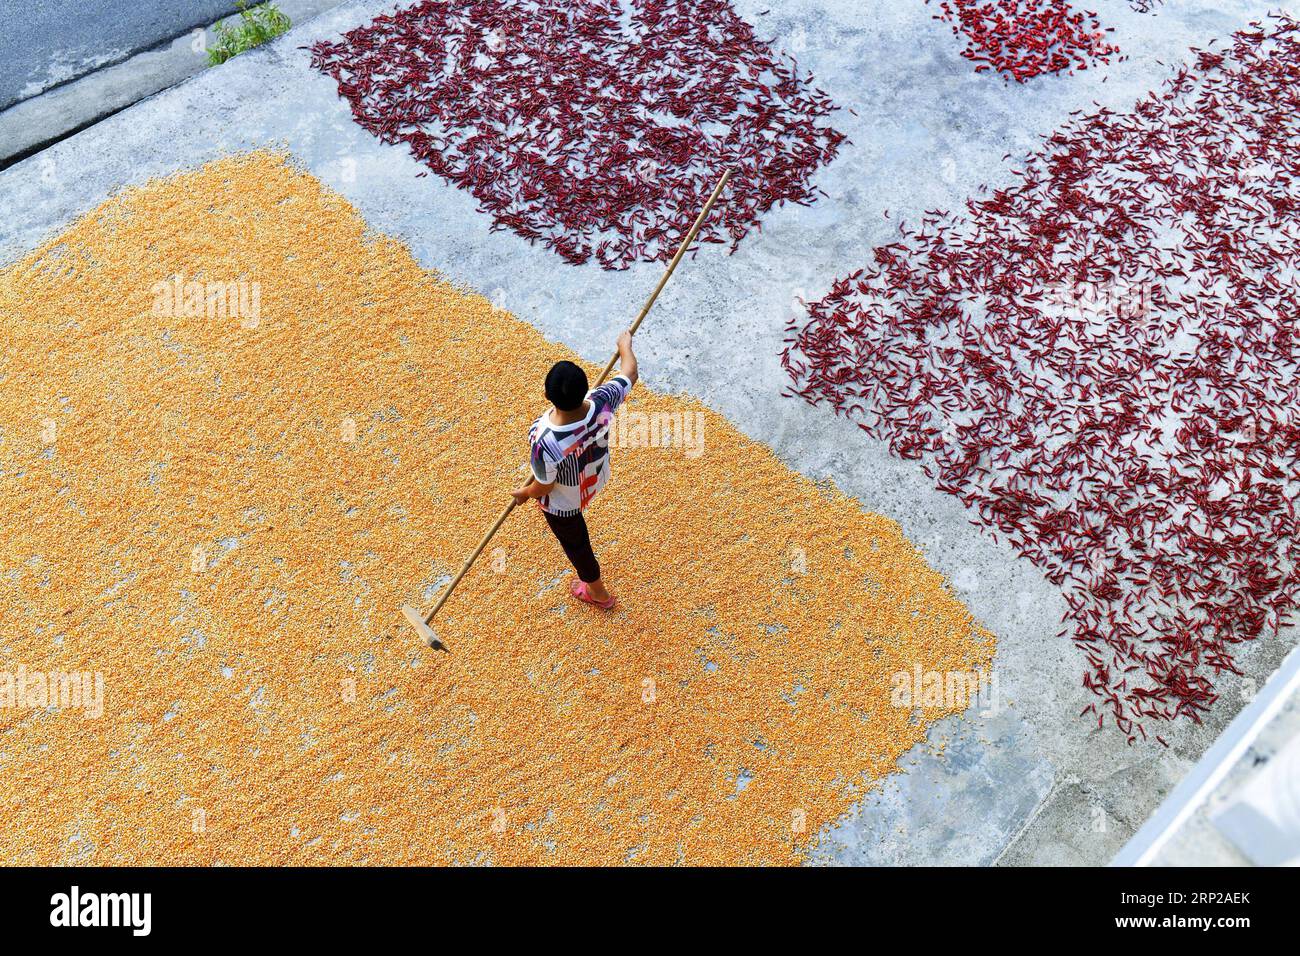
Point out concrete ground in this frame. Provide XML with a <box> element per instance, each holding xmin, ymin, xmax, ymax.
<box><xmin>0</xmin><ymin>0</ymin><xmax>344</xmax><ymax>167</ymax></box>
<box><xmin>0</xmin><ymin>0</ymin><xmax>237</xmax><ymax>110</ymax></box>
<box><xmin>1144</xmin><ymin>656</ymin><xmax>1300</xmax><ymax>866</ymax></box>
<box><xmin>2</xmin><ymin>0</ymin><xmax>1296</xmax><ymax>865</ymax></box>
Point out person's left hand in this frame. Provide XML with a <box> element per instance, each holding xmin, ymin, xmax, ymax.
<box><xmin>509</xmin><ymin>486</ymin><xmax>531</xmax><ymax>507</ymax></box>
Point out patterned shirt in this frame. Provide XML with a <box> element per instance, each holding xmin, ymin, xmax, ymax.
<box><xmin>528</xmin><ymin>375</ymin><xmax>633</xmax><ymax>516</ymax></box>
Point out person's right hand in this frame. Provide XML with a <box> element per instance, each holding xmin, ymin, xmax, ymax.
<box><xmin>617</xmin><ymin>329</ymin><xmax>633</xmax><ymax>353</ymax></box>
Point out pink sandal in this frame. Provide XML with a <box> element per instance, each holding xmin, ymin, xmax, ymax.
<box><xmin>571</xmin><ymin>579</ymin><xmax>617</xmax><ymax>610</ymax></box>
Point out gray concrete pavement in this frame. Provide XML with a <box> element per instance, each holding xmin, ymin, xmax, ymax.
<box><xmin>1120</xmin><ymin>647</ymin><xmax>1300</xmax><ymax>866</ymax></box>
<box><xmin>0</xmin><ymin>0</ymin><xmax>237</xmax><ymax>111</ymax></box>
<box><xmin>1</xmin><ymin>0</ymin><xmax>1295</xmax><ymax>865</ymax></box>
<box><xmin>0</xmin><ymin>0</ymin><xmax>345</xmax><ymax>167</ymax></box>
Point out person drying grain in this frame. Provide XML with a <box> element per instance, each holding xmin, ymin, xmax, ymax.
<box><xmin>510</xmin><ymin>330</ymin><xmax>638</xmax><ymax>609</ymax></box>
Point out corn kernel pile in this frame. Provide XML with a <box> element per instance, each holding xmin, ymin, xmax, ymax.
<box><xmin>0</xmin><ymin>153</ymin><xmax>994</xmax><ymax>864</ymax></box>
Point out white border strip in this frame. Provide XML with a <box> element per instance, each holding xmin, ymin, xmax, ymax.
<box><xmin>1111</xmin><ymin>643</ymin><xmax>1300</xmax><ymax>866</ymax></box>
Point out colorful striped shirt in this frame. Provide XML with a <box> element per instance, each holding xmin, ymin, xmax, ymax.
<box><xmin>528</xmin><ymin>374</ymin><xmax>633</xmax><ymax>516</ymax></box>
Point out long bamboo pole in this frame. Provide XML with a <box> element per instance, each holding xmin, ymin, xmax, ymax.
<box><xmin>403</xmin><ymin>169</ymin><xmax>734</xmax><ymax>647</ymax></box>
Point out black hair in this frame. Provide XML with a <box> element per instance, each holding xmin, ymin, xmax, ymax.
<box><xmin>545</xmin><ymin>360</ymin><xmax>589</xmax><ymax>412</ymax></box>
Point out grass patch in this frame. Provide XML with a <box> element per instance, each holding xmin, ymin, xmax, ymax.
<box><xmin>208</xmin><ymin>1</ymin><xmax>291</xmax><ymax>66</ymax></box>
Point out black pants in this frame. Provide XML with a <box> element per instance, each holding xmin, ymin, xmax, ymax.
<box><xmin>543</xmin><ymin>510</ymin><xmax>601</xmax><ymax>583</ymax></box>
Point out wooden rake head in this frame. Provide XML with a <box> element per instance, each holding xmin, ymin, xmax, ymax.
<box><xmin>401</xmin><ymin>604</ymin><xmax>444</xmax><ymax>651</ymax></box>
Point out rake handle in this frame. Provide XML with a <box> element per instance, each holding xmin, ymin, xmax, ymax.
<box><xmin>422</xmin><ymin>168</ymin><xmax>734</xmax><ymax>628</ymax></box>
<box><xmin>595</xmin><ymin>168</ymin><xmax>734</xmax><ymax>386</ymax></box>
<box><xmin>424</xmin><ymin>498</ymin><xmax>518</xmax><ymax>625</ymax></box>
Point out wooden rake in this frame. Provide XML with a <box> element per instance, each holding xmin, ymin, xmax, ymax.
<box><xmin>402</xmin><ymin>169</ymin><xmax>734</xmax><ymax>650</ymax></box>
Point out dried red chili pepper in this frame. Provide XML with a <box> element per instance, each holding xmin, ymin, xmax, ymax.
<box><xmin>308</xmin><ymin>0</ymin><xmax>844</xmax><ymax>269</ymax></box>
<box><xmin>783</xmin><ymin>14</ymin><xmax>1300</xmax><ymax>736</ymax></box>
<box><xmin>928</xmin><ymin>0</ymin><xmax>1119</xmax><ymax>81</ymax></box>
